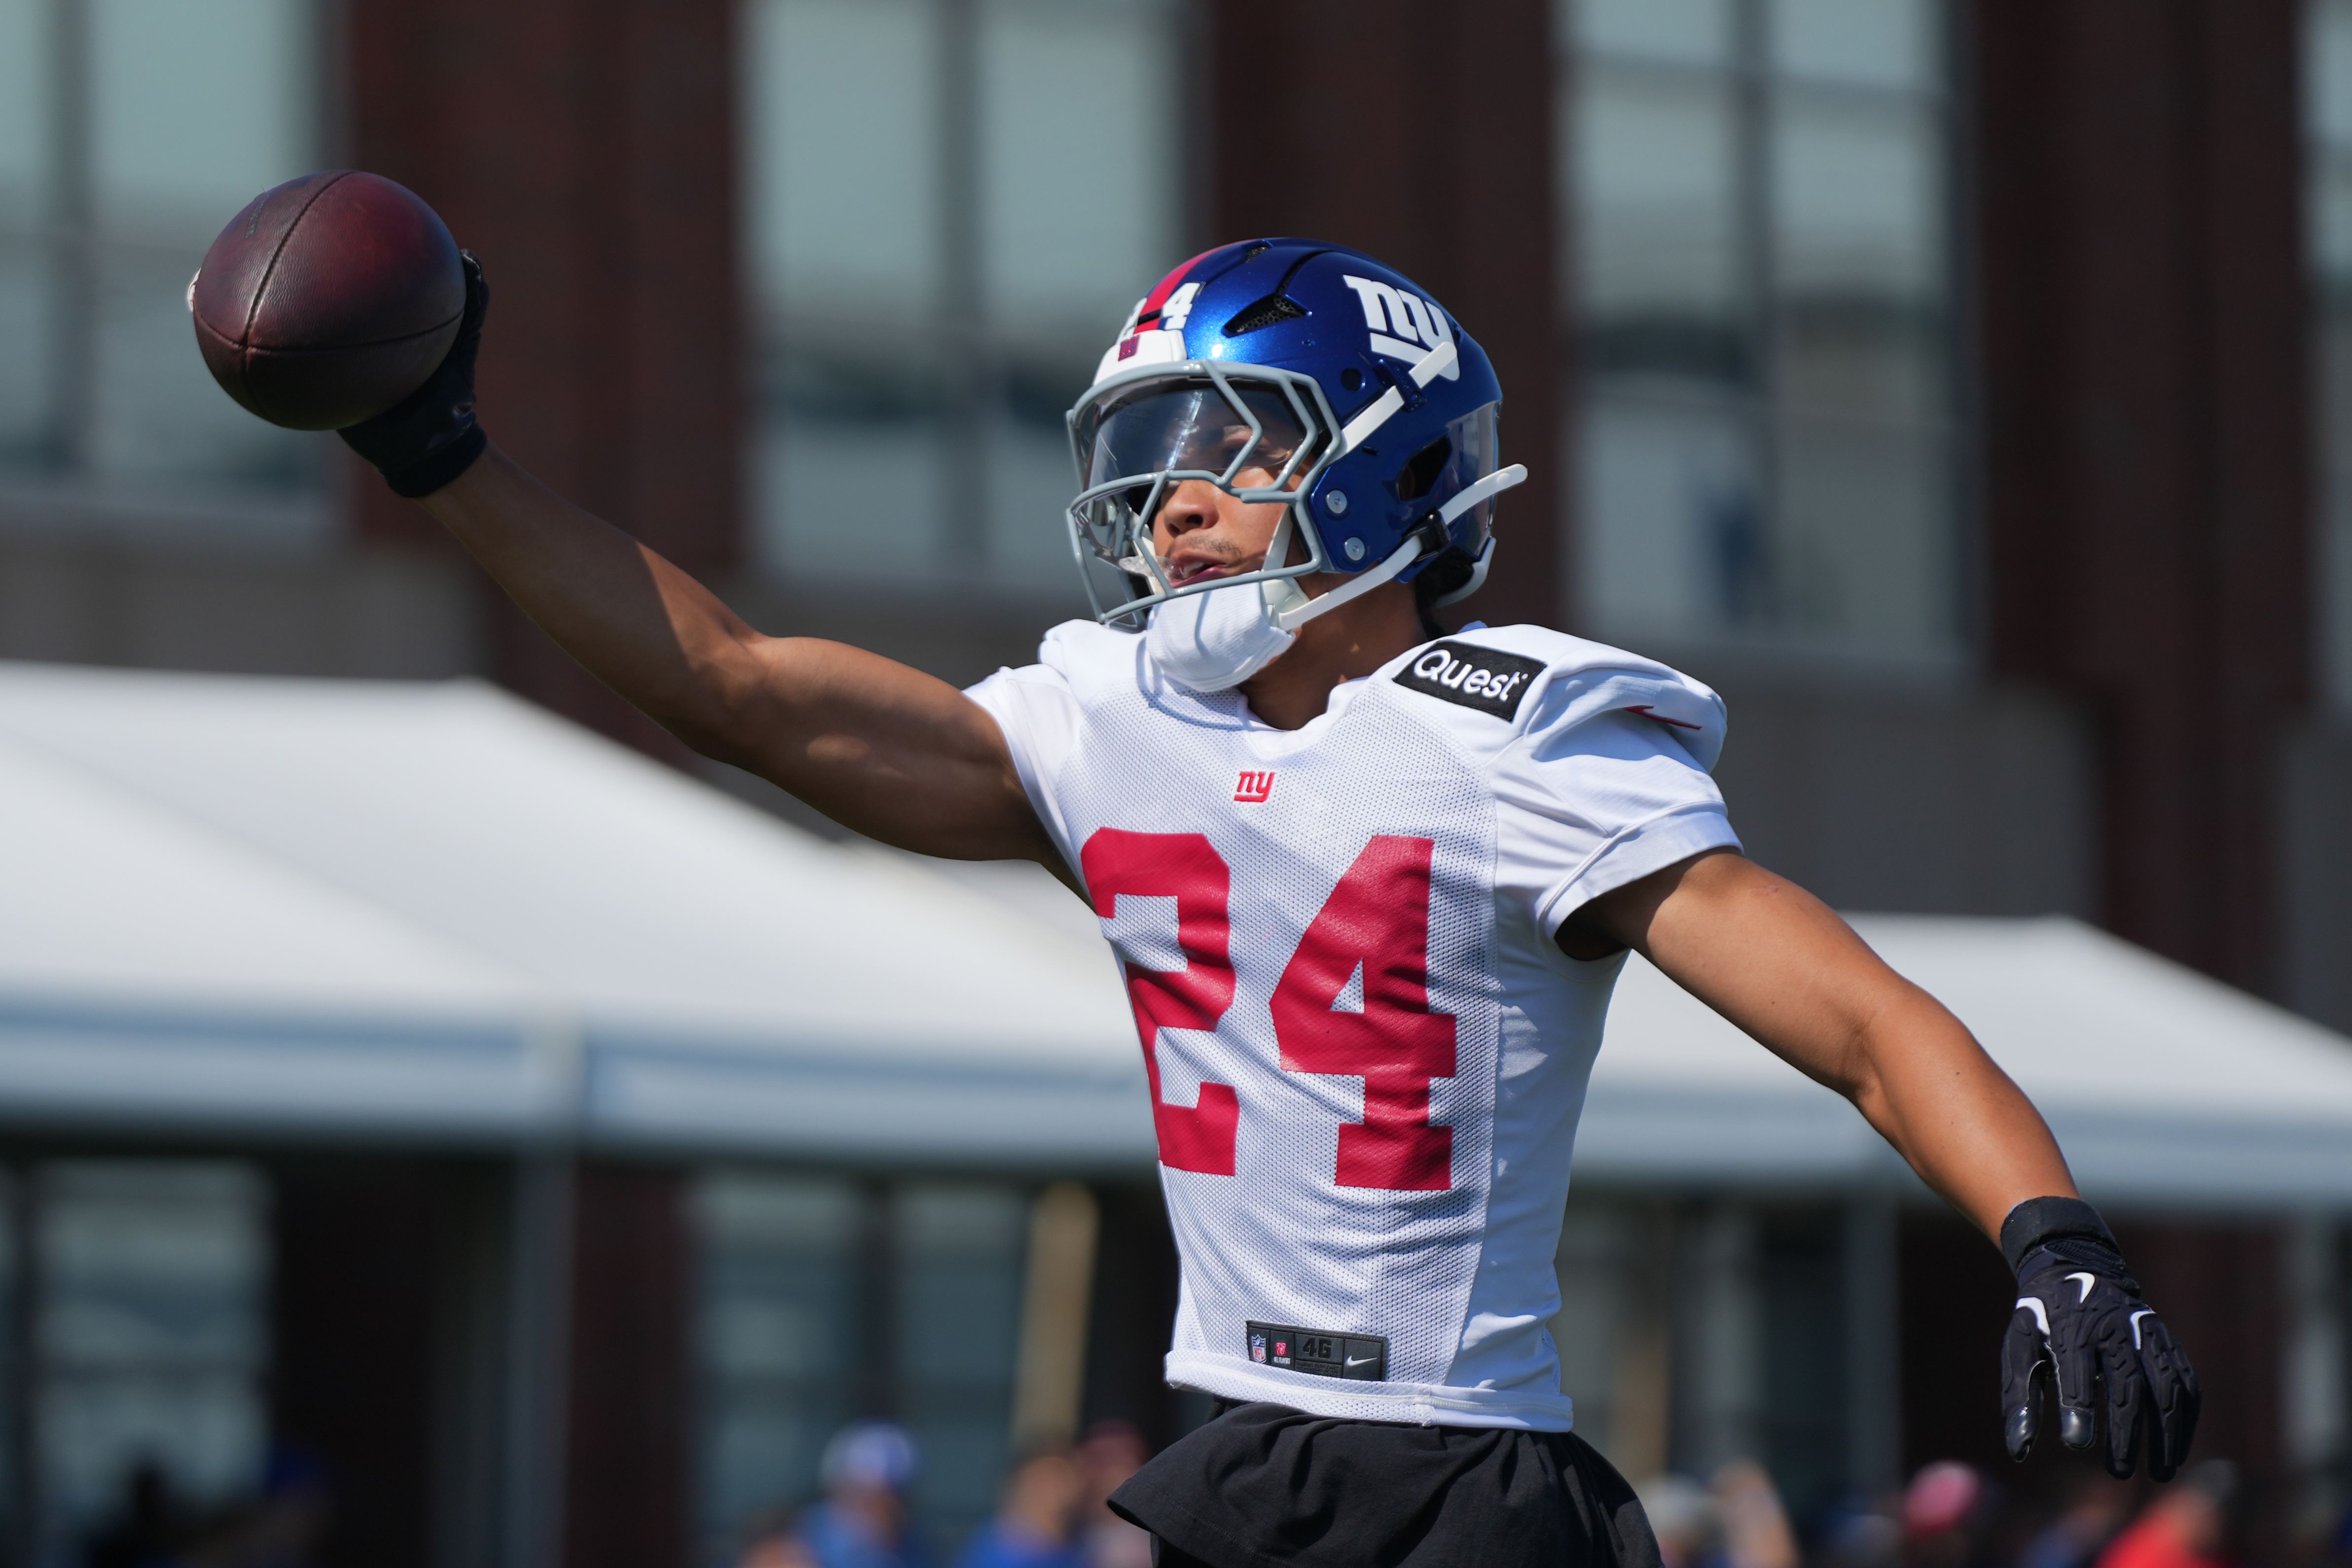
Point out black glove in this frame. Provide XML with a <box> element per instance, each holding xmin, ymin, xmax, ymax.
<box><xmin>339</xmin><ymin>250</ymin><xmax>489</xmax><ymax>498</ymax></box>
<box><xmin>1999</xmin><ymin>1197</ymin><xmax>2199</xmax><ymax>1481</ymax></box>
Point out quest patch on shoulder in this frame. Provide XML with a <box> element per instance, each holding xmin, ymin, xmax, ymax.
<box><xmin>1393</xmin><ymin>641</ymin><xmax>1545</xmax><ymax>721</ymax></box>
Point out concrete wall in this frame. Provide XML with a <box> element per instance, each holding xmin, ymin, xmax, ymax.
<box><xmin>1701</xmin><ymin>663</ymin><xmax>2100</xmax><ymax>920</ymax></box>
<box><xmin>2283</xmin><ymin>719</ymin><xmax>2352</xmax><ymax>1033</ymax></box>
<box><xmin>0</xmin><ymin>494</ymin><xmax>484</xmax><ymax>681</ymax></box>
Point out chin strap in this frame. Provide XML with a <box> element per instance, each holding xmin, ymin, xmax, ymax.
<box><xmin>1273</xmin><ymin>523</ymin><xmax>1426</xmax><ymax>631</ymax></box>
<box><xmin>1440</xmin><ymin>464</ymin><xmax>1528</xmax><ymax>526</ymax></box>
<box><xmin>1425</xmin><ymin>464</ymin><xmax>1528</xmax><ymax>609</ymax></box>
<box><xmin>1277</xmin><ymin>462</ymin><xmax>1533</xmax><ymax>628</ymax></box>
<box><xmin>1430</xmin><ymin>538</ymin><xmax>1495</xmax><ymax>609</ymax></box>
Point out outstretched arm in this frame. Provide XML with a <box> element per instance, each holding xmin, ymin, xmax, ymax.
<box><xmin>1561</xmin><ymin>849</ymin><xmax>2071</xmax><ymax>1235</ymax></box>
<box><xmin>1562</xmin><ymin>851</ymin><xmax>2200</xmax><ymax>1481</ymax></box>
<box><xmin>339</xmin><ymin>253</ymin><xmax>1054</xmax><ymax>869</ymax></box>
<box><xmin>420</xmin><ymin>449</ymin><xmax>1053</xmax><ymax>865</ymax></box>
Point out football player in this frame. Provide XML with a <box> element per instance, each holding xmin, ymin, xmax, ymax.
<box><xmin>340</xmin><ymin>241</ymin><xmax>2199</xmax><ymax>1568</ymax></box>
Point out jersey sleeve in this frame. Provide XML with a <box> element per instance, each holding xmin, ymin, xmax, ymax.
<box><xmin>1489</xmin><ymin>705</ymin><xmax>1741</xmax><ymax>938</ymax></box>
<box><xmin>962</xmin><ymin>660</ymin><xmax>1084</xmax><ymax>873</ymax></box>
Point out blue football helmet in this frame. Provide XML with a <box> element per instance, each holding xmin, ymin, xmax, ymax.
<box><xmin>1065</xmin><ymin>239</ymin><xmax>1526</xmax><ymax>629</ymax></box>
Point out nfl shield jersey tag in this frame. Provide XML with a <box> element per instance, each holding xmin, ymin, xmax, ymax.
<box><xmin>1246</xmin><ymin>1322</ymin><xmax>1388</xmax><ymax>1381</ymax></box>
<box><xmin>1392</xmin><ymin>641</ymin><xmax>1545</xmax><ymax>721</ymax></box>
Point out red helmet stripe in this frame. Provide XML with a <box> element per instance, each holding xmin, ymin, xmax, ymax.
<box><xmin>1135</xmin><ymin>248</ymin><xmax>1220</xmax><ymax>321</ymax></box>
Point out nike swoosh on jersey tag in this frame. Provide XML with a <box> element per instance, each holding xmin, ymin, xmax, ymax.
<box><xmin>1392</xmin><ymin>641</ymin><xmax>1545</xmax><ymax>721</ymax></box>
<box><xmin>1245</xmin><ymin>1320</ymin><xmax>1387</xmax><ymax>1382</ymax></box>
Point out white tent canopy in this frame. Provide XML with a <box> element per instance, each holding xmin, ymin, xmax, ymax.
<box><xmin>0</xmin><ymin>662</ymin><xmax>1149</xmax><ymax>1164</ymax></box>
<box><xmin>1584</xmin><ymin>914</ymin><xmax>2352</xmax><ymax>1207</ymax></box>
<box><xmin>0</xmin><ymin>661</ymin><xmax>2349</xmax><ymax>1203</ymax></box>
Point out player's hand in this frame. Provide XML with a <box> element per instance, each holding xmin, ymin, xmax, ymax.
<box><xmin>339</xmin><ymin>250</ymin><xmax>489</xmax><ymax>498</ymax></box>
<box><xmin>1999</xmin><ymin>1199</ymin><xmax>2199</xmax><ymax>1480</ymax></box>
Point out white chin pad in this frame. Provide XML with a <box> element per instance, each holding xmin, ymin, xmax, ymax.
<box><xmin>1144</xmin><ymin>579</ymin><xmax>1296</xmax><ymax>691</ymax></box>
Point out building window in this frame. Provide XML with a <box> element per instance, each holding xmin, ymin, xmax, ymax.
<box><xmin>0</xmin><ymin>0</ymin><xmax>325</xmax><ymax>510</ymax></box>
<box><xmin>743</xmin><ymin>0</ymin><xmax>1184</xmax><ymax>602</ymax></box>
<box><xmin>695</xmin><ymin>1172</ymin><xmax>1030</xmax><ymax>1559</ymax></box>
<box><xmin>1560</xmin><ymin>0</ymin><xmax>1958</xmax><ymax>663</ymax></box>
<box><xmin>695</xmin><ymin>1174</ymin><xmax>865</xmax><ymax>1561</ymax></box>
<box><xmin>888</xmin><ymin>1183</ymin><xmax>1028</xmax><ymax>1533</ymax></box>
<box><xmin>2311</xmin><ymin>0</ymin><xmax>2352</xmax><ymax>711</ymax></box>
<box><xmin>22</xmin><ymin>1162</ymin><xmax>271</xmax><ymax>1564</ymax></box>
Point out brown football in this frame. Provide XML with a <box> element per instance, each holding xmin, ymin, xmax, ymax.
<box><xmin>191</xmin><ymin>170</ymin><xmax>464</xmax><ymax>431</ymax></box>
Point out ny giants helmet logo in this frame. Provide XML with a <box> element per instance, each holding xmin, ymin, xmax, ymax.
<box><xmin>1340</xmin><ymin>276</ymin><xmax>1460</xmax><ymax>382</ymax></box>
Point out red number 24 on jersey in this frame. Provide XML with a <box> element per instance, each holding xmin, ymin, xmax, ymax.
<box><xmin>1080</xmin><ymin>829</ymin><xmax>1457</xmax><ymax>1192</ymax></box>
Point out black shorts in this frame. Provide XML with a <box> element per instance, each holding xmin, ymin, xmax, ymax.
<box><xmin>1108</xmin><ymin>1401</ymin><xmax>1662</xmax><ymax>1568</ymax></box>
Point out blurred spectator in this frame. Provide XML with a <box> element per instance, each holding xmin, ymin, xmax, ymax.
<box><xmin>172</xmin><ymin>1449</ymin><xmax>333</xmax><ymax>1568</ymax></box>
<box><xmin>1637</xmin><ymin>1474</ymin><xmax>1722</xmax><ymax>1568</ymax></box>
<box><xmin>85</xmin><ymin>1459</ymin><xmax>184</xmax><ymax>1568</ymax></box>
<box><xmin>2287</xmin><ymin>1489</ymin><xmax>2352</xmax><ymax>1566</ymax></box>
<box><xmin>1072</xmin><ymin>1422</ymin><xmax>1152</xmax><ymax>1568</ymax></box>
<box><xmin>1901</xmin><ymin>1461</ymin><xmax>1999</xmax><ymax>1568</ymax></box>
<box><xmin>794</xmin><ymin>1422</ymin><xmax>929</xmax><ymax>1568</ymax></box>
<box><xmin>2017</xmin><ymin>1480</ymin><xmax>2129</xmax><ymax>1568</ymax></box>
<box><xmin>1710</xmin><ymin>1461</ymin><xmax>1799</xmax><ymax>1568</ymax></box>
<box><xmin>1902</xmin><ymin>1461</ymin><xmax>1980</xmax><ymax>1538</ymax></box>
<box><xmin>736</xmin><ymin>1509</ymin><xmax>822</xmax><ymax>1568</ymax></box>
<box><xmin>955</xmin><ymin>1450</ymin><xmax>1086</xmax><ymax>1568</ymax></box>
<box><xmin>1818</xmin><ymin>1494</ymin><xmax>1903</xmax><ymax>1568</ymax></box>
<box><xmin>2094</xmin><ymin>1462</ymin><xmax>2237</xmax><ymax>1568</ymax></box>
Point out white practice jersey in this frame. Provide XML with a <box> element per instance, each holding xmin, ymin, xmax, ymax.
<box><xmin>965</xmin><ymin>621</ymin><xmax>1738</xmax><ymax>1429</ymax></box>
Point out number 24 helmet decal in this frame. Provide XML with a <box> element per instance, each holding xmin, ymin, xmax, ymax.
<box><xmin>1066</xmin><ymin>239</ymin><xmax>1527</xmax><ymax>631</ymax></box>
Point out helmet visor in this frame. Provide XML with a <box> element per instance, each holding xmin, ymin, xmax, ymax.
<box><xmin>1064</xmin><ymin>365</ymin><xmax>1338</xmax><ymax>613</ymax></box>
<box><xmin>1443</xmin><ymin>404</ymin><xmax>1501</xmax><ymax>549</ymax></box>
<box><xmin>1075</xmin><ymin>378</ymin><xmax>1316</xmax><ymax>498</ymax></box>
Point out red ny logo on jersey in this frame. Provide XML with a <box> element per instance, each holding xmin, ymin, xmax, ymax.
<box><xmin>1233</xmin><ymin>770</ymin><xmax>1275</xmax><ymax>803</ymax></box>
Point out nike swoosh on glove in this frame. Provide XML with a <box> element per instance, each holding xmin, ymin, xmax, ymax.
<box><xmin>339</xmin><ymin>249</ymin><xmax>489</xmax><ymax>499</ymax></box>
<box><xmin>2001</xmin><ymin>1222</ymin><xmax>2199</xmax><ymax>1480</ymax></box>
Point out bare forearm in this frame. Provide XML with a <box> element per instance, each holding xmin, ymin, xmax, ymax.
<box><xmin>1839</xmin><ymin>990</ymin><xmax>2077</xmax><ymax>1236</ymax></box>
<box><xmin>414</xmin><ymin>446</ymin><xmax>1053</xmax><ymax>864</ymax></box>
<box><xmin>420</xmin><ymin>444</ymin><xmax>761</xmax><ymax>747</ymax></box>
<box><xmin>1591</xmin><ymin>853</ymin><xmax>2075</xmax><ymax>1241</ymax></box>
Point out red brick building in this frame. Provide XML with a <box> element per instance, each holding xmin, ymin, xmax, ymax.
<box><xmin>0</xmin><ymin>0</ymin><xmax>2348</xmax><ymax>1563</ymax></box>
